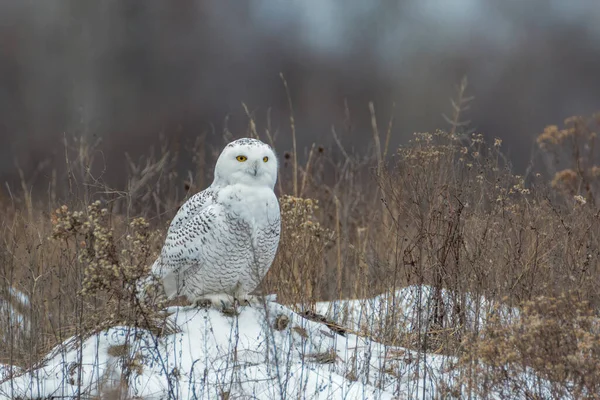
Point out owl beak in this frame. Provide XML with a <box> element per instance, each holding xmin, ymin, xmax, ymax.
<box><xmin>252</xmin><ymin>162</ymin><xmax>258</xmax><ymax>176</ymax></box>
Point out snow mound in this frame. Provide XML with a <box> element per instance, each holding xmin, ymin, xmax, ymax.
<box><xmin>314</xmin><ymin>285</ymin><xmax>519</xmax><ymax>337</ymax></box>
<box><xmin>0</xmin><ymin>365</ymin><xmax>20</xmax><ymax>384</ymax></box>
<box><xmin>0</xmin><ymin>299</ymin><xmax>456</xmax><ymax>399</ymax></box>
<box><xmin>0</xmin><ymin>287</ymin><xmax>31</xmax><ymax>343</ymax></box>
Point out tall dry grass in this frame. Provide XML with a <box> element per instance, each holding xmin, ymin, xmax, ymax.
<box><xmin>1</xmin><ymin>98</ymin><xmax>599</xmax><ymax>398</ymax></box>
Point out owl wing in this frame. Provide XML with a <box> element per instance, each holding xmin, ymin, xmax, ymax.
<box><xmin>151</xmin><ymin>188</ymin><xmax>222</xmax><ymax>298</ymax></box>
<box><xmin>166</xmin><ymin>187</ymin><xmax>217</xmax><ymax>233</ymax></box>
<box><xmin>255</xmin><ymin>200</ymin><xmax>281</xmax><ymax>278</ymax></box>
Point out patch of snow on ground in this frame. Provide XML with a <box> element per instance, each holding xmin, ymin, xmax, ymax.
<box><xmin>314</xmin><ymin>285</ymin><xmax>519</xmax><ymax>338</ymax></box>
<box><xmin>1</xmin><ymin>286</ymin><xmax>561</xmax><ymax>399</ymax></box>
<box><xmin>0</xmin><ymin>298</ymin><xmax>460</xmax><ymax>399</ymax></box>
<box><xmin>0</xmin><ymin>365</ymin><xmax>19</xmax><ymax>384</ymax></box>
<box><xmin>0</xmin><ymin>287</ymin><xmax>31</xmax><ymax>343</ymax></box>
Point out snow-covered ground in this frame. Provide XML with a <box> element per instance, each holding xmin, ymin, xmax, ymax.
<box><xmin>0</xmin><ymin>365</ymin><xmax>19</xmax><ymax>385</ymax></box>
<box><xmin>0</xmin><ymin>296</ymin><xmax>461</xmax><ymax>399</ymax></box>
<box><xmin>0</xmin><ymin>286</ymin><xmax>554</xmax><ymax>399</ymax></box>
<box><xmin>314</xmin><ymin>285</ymin><xmax>519</xmax><ymax>337</ymax></box>
<box><xmin>0</xmin><ymin>287</ymin><xmax>31</xmax><ymax>343</ymax></box>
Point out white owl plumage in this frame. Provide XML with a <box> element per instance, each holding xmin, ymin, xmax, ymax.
<box><xmin>150</xmin><ymin>138</ymin><xmax>281</xmax><ymax>306</ymax></box>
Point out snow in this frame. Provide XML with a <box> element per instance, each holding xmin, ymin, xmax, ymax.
<box><xmin>313</xmin><ymin>285</ymin><xmax>520</xmax><ymax>337</ymax></box>
<box><xmin>0</xmin><ymin>287</ymin><xmax>31</xmax><ymax>341</ymax></box>
<box><xmin>0</xmin><ymin>365</ymin><xmax>18</xmax><ymax>383</ymax></box>
<box><xmin>0</xmin><ymin>286</ymin><xmax>557</xmax><ymax>399</ymax></box>
<box><xmin>0</xmin><ymin>295</ymin><xmax>460</xmax><ymax>399</ymax></box>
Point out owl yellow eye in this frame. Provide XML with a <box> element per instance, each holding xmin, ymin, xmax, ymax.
<box><xmin>263</xmin><ymin>156</ymin><xmax>269</xmax><ymax>162</ymax></box>
<box><xmin>236</xmin><ymin>155</ymin><xmax>247</xmax><ymax>162</ymax></box>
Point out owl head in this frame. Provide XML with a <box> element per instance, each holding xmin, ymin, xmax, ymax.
<box><xmin>213</xmin><ymin>138</ymin><xmax>278</xmax><ymax>189</ymax></box>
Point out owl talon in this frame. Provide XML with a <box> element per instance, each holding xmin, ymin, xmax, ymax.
<box><xmin>234</xmin><ymin>297</ymin><xmax>250</xmax><ymax>307</ymax></box>
<box><xmin>221</xmin><ymin>300</ymin><xmax>240</xmax><ymax>317</ymax></box>
<box><xmin>236</xmin><ymin>295</ymin><xmax>261</xmax><ymax>306</ymax></box>
<box><xmin>193</xmin><ymin>298</ymin><xmax>212</xmax><ymax>308</ymax></box>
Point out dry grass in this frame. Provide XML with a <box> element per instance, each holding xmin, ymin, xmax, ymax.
<box><xmin>458</xmin><ymin>293</ymin><xmax>600</xmax><ymax>399</ymax></box>
<box><xmin>1</xmin><ymin>100</ymin><xmax>599</xmax><ymax>398</ymax></box>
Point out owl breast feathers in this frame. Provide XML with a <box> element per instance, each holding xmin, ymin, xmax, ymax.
<box><xmin>151</xmin><ymin>138</ymin><xmax>281</xmax><ymax>304</ymax></box>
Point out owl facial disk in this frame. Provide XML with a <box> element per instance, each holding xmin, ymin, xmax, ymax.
<box><xmin>239</xmin><ymin>155</ymin><xmax>274</xmax><ymax>183</ymax></box>
<box><xmin>213</xmin><ymin>139</ymin><xmax>278</xmax><ymax>189</ymax></box>
<box><xmin>235</xmin><ymin>154</ymin><xmax>265</xmax><ymax>176</ymax></box>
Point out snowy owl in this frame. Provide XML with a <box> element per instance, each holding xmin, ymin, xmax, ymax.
<box><xmin>151</xmin><ymin>138</ymin><xmax>280</xmax><ymax>307</ymax></box>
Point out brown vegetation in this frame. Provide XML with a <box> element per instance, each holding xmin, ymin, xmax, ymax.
<box><xmin>1</xmin><ymin>102</ymin><xmax>599</xmax><ymax>398</ymax></box>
